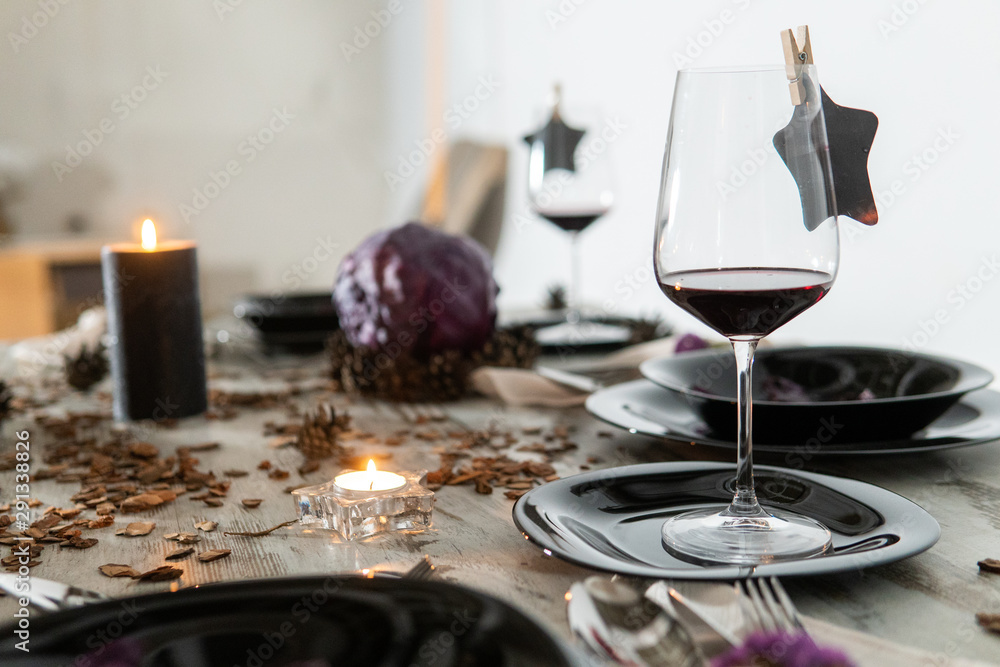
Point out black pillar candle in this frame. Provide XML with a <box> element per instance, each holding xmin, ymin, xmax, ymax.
<box><xmin>101</xmin><ymin>226</ymin><xmax>207</xmax><ymax>421</ymax></box>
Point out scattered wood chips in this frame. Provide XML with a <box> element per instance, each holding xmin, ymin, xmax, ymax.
<box><xmin>198</xmin><ymin>549</ymin><xmax>231</xmax><ymax>562</ymax></box>
<box><xmin>241</xmin><ymin>499</ymin><xmax>263</xmax><ymax>508</ymax></box>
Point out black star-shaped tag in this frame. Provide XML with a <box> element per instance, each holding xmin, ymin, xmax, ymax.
<box><xmin>774</xmin><ymin>82</ymin><xmax>879</xmax><ymax>230</ymax></box>
<box><xmin>818</xmin><ymin>89</ymin><xmax>879</xmax><ymax>225</ymax></box>
<box><xmin>523</xmin><ymin>113</ymin><xmax>586</xmax><ymax>174</ymax></box>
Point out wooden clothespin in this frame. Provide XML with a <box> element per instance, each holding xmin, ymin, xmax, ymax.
<box><xmin>781</xmin><ymin>25</ymin><xmax>813</xmax><ymax>105</ymax></box>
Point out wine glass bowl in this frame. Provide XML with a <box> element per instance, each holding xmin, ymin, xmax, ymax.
<box><xmin>654</xmin><ymin>65</ymin><xmax>839</xmax><ymax>565</ymax></box>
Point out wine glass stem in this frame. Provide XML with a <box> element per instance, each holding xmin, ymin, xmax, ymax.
<box><xmin>727</xmin><ymin>338</ymin><xmax>765</xmax><ymax>517</ymax></box>
<box><xmin>567</xmin><ymin>230</ymin><xmax>581</xmax><ymax>323</ymax></box>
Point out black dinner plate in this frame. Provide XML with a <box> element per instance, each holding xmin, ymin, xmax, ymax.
<box><xmin>640</xmin><ymin>346</ymin><xmax>994</xmax><ymax>444</ymax></box>
<box><xmin>512</xmin><ymin>462</ymin><xmax>940</xmax><ymax>579</ymax></box>
<box><xmin>0</xmin><ymin>577</ymin><xmax>585</xmax><ymax>667</ymax></box>
<box><xmin>234</xmin><ymin>292</ymin><xmax>339</xmax><ymax>353</ymax></box>
<box><xmin>586</xmin><ymin>380</ymin><xmax>1000</xmax><ymax>456</ymax></box>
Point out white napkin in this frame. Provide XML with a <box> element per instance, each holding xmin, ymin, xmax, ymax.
<box><xmin>470</xmin><ymin>336</ymin><xmax>693</xmax><ymax>407</ymax></box>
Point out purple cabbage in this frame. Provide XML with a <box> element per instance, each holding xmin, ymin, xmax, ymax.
<box><xmin>674</xmin><ymin>333</ymin><xmax>709</xmax><ymax>354</ymax></box>
<box><xmin>333</xmin><ymin>222</ymin><xmax>498</xmax><ymax>356</ymax></box>
<box><xmin>712</xmin><ymin>631</ymin><xmax>855</xmax><ymax>667</ymax></box>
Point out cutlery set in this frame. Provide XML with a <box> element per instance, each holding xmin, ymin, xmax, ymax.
<box><xmin>568</xmin><ymin>575</ymin><xmax>809</xmax><ymax>666</ymax></box>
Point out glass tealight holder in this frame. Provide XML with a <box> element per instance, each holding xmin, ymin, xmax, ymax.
<box><xmin>292</xmin><ymin>470</ymin><xmax>434</xmax><ymax>540</ymax></box>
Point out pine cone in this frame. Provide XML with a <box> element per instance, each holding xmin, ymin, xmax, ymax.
<box><xmin>327</xmin><ymin>326</ymin><xmax>539</xmax><ymax>402</ymax></box>
<box><xmin>65</xmin><ymin>344</ymin><xmax>109</xmax><ymax>391</ymax></box>
<box><xmin>295</xmin><ymin>403</ymin><xmax>352</xmax><ymax>460</ymax></box>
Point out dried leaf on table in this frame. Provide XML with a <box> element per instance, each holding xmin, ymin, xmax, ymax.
<box><xmin>117</xmin><ymin>521</ymin><xmax>155</xmax><ymax>537</ymax></box>
<box><xmin>977</xmin><ymin>613</ymin><xmax>1000</xmax><ymax>633</ymax></box>
<box><xmin>99</xmin><ymin>564</ymin><xmax>140</xmax><ymax>578</ymax></box>
<box><xmin>64</xmin><ymin>536</ymin><xmax>98</xmax><ymax>548</ymax></box>
<box><xmin>978</xmin><ymin>559</ymin><xmax>1000</xmax><ymax>574</ymax></box>
<box><xmin>241</xmin><ymin>499</ymin><xmax>262</xmax><ymax>508</ymax></box>
<box><xmin>194</xmin><ymin>521</ymin><xmax>217</xmax><ymax>532</ymax></box>
<box><xmin>298</xmin><ymin>460</ymin><xmax>320</xmax><ymax>475</ymax></box>
<box><xmin>128</xmin><ymin>442</ymin><xmax>159</xmax><ymax>459</ymax></box>
<box><xmin>165</xmin><ymin>547</ymin><xmax>194</xmax><ymax>560</ymax></box>
<box><xmin>223</xmin><ymin>469</ymin><xmax>248</xmax><ymax>477</ymax></box>
<box><xmin>165</xmin><ymin>532</ymin><xmax>201</xmax><ymax>544</ymax></box>
<box><xmin>137</xmin><ymin>565</ymin><xmax>183</xmax><ymax>582</ymax></box>
<box><xmin>203</xmin><ymin>498</ymin><xmax>223</xmax><ymax>508</ymax></box>
<box><xmin>187</xmin><ymin>442</ymin><xmax>220</xmax><ymax>451</ymax></box>
<box><xmin>197</xmin><ymin>549</ymin><xmax>231</xmax><ymax>562</ymax></box>
<box><xmin>121</xmin><ymin>493</ymin><xmax>165</xmax><ymax>513</ymax></box>
<box><xmin>88</xmin><ymin>515</ymin><xmax>115</xmax><ymax>529</ymax></box>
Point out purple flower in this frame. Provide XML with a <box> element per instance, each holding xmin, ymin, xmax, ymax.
<box><xmin>674</xmin><ymin>333</ymin><xmax>709</xmax><ymax>354</ymax></box>
<box><xmin>711</xmin><ymin>631</ymin><xmax>855</xmax><ymax>667</ymax></box>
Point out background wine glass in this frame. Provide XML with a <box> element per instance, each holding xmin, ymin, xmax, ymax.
<box><xmin>526</xmin><ymin>103</ymin><xmax>614</xmax><ymax>330</ymax></box>
<box><xmin>653</xmin><ymin>65</ymin><xmax>839</xmax><ymax>565</ymax></box>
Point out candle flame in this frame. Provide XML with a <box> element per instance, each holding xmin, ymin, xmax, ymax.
<box><xmin>141</xmin><ymin>219</ymin><xmax>157</xmax><ymax>251</ymax></box>
<box><xmin>366</xmin><ymin>459</ymin><xmax>376</xmax><ymax>473</ymax></box>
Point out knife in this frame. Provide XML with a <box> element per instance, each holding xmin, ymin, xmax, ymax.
<box><xmin>645</xmin><ymin>582</ymin><xmax>739</xmax><ymax>660</ymax></box>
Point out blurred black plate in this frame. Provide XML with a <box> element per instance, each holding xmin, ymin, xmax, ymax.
<box><xmin>513</xmin><ymin>462</ymin><xmax>940</xmax><ymax>579</ymax></box>
<box><xmin>586</xmin><ymin>380</ymin><xmax>1000</xmax><ymax>455</ymax></box>
<box><xmin>234</xmin><ymin>292</ymin><xmax>339</xmax><ymax>354</ymax></box>
<box><xmin>502</xmin><ymin>311</ymin><xmax>669</xmax><ymax>355</ymax></box>
<box><xmin>0</xmin><ymin>577</ymin><xmax>585</xmax><ymax>667</ymax></box>
<box><xmin>640</xmin><ymin>347</ymin><xmax>994</xmax><ymax>444</ymax></box>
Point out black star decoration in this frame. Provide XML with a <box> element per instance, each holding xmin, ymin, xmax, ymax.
<box><xmin>523</xmin><ymin>111</ymin><xmax>586</xmax><ymax>174</ymax></box>
<box><xmin>774</xmin><ymin>83</ymin><xmax>879</xmax><ymax>230</ymax></box>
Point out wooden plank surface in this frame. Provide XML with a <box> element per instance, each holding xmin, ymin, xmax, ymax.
<box><xmin>1</xmin><ymin>353</ymin><xmax>1000</xmax><ymax>665</ymax></box>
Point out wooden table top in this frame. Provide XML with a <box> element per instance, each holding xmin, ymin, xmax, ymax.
<box><xmin>2</xmin><ymin>352</ymin><xmax>1000</xmax><ymax>665</ymax></box>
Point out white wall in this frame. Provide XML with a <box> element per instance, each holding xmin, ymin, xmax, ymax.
<box><xmin>444</xmin><ymin>0</ymin><xmax>1000</xmax><ymax>375</ymax></box>
<box><xmin>0</xmin><ymin>0</ymin><xmax>413</xmax><ymax>312</ymax></box>
<box><xmin>3</xmin><ymin>0</ymin><xmax>999</xmax><ymax>378</ymax></box>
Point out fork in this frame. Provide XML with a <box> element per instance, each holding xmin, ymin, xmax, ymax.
<box><xmin>0</xmin><ymin>573</ymin><xmax>109</xmax><ymax>612</ymax></box>
<box><xmin>736</xmin><ymin>577</ymin><xmax>806</xmax><ymax>634</ymax></box>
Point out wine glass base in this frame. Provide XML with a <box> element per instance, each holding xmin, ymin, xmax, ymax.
<box><xmin>661</xmin><ymin>506</ymin><xmax>833</xmax><ymax>566</ymax></box>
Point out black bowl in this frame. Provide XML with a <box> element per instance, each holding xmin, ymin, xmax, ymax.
<box><xmin>639</xmin><ymin>346</ymin><xmax>994</xmax><ymax>444</ymax></box>
<box><xmin>234</xmin><ymin>292</ymin><xmax>339</xmax><ymax>353</ymax></box>
<box><xmin>0</xmin><ymin>576</ymin><xmax>585</xmax><ymax>667</ymax></box>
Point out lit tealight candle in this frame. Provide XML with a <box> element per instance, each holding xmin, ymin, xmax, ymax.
<box><xmin>334</xmin><ymin>460</ymin><xmax>406</xmax><ymax>496</ymax></box>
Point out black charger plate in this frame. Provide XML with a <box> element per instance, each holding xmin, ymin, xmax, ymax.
<box><xmin>640</xmin><ymin>347</ymin><xmax>994</xmax><ymax>444</ymax></box>
<box><xmin>234</xmin><ymin>292</ymin><xmax>339</xmax><ymax>353</ymax></box>
<box><xmin>586</xmin><ymin>380</ymin><xmax>1000</xmax><ymax>456</ymax></box>
<box><xmin>513</xmin><ymin>462</ymin><xmax>940</xmax><ymax>579</ymax></box>
<box><xmin>0</xmin><ymin>577</ymin><xmax>585</xmax><ymax>667</ymax></box>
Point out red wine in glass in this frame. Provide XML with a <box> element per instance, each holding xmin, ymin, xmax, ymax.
<box><xmin>535</xmin><ymin>207</ymin><xmax>610</xmax><ymax>233</ymax></box>
<box><xmin>658</xmin><ymin>267</ymin><xmax>833</xmax><ymax>338</ymax></box>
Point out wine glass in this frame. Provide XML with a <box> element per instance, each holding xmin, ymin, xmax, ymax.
<box><xmin>526</xmin><ymin>95</ymin><xmax>614</xmax><ymax>328</ymax></box>
<box><xmin>653</xmin><ymin>65</ymin><xmax>839</xmax><ymax>565</ymax></box>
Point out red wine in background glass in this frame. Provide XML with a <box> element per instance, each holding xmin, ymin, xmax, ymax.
<box><xmin>534</xmin><ymin>207</ymin><xmax>610</xmax><ymax>233</ymax></box>
<box><xmin>658</xmin><ymin>267</ymin><xmax>833</xmax><ymax>338</ymax></box>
